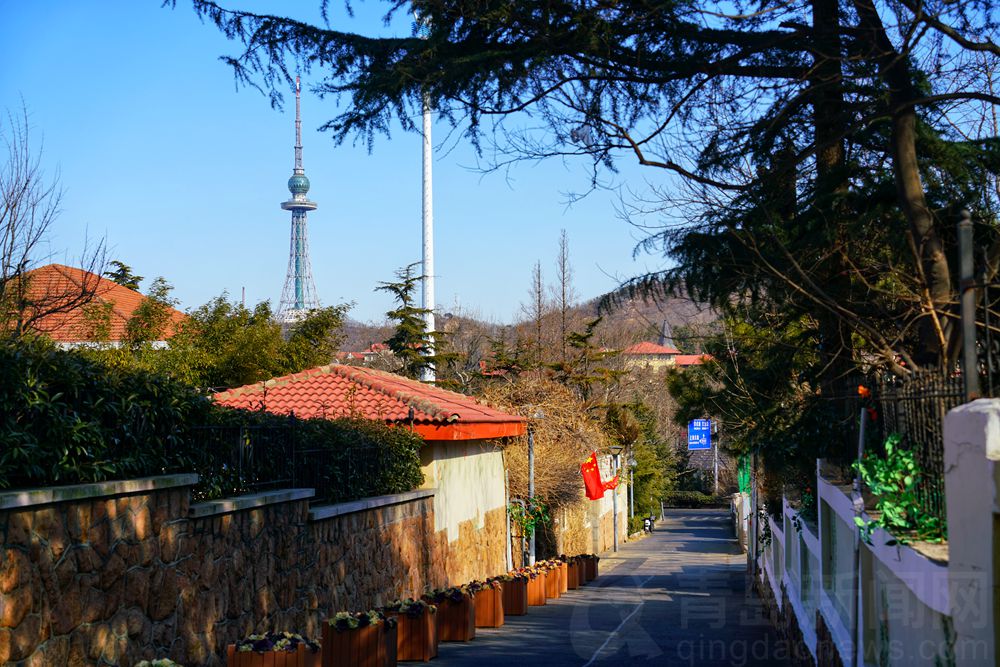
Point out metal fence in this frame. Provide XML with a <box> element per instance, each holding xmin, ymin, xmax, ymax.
<box><xmin>976</xmin><ymin>275</ymin><xmax>1000</xmax><ymax>398</ymax></box>
<box><xmin>822</xmin><ymin>371</ymin><xmax>964</xmax><ymax>527</ymax></box>
<box><xmin>186</xmin><ymin>421</ymin><xmax>401</xmax><ymax>503</ymax></box>
<box><xmin>187</xmin><ymin>424</ymin><xmax>297</xmax><ymax>500</ymax></box>
<box><xmin>873</xmin><ymin>372</ymin><xmax>966</xmax><ymax>524</ymax></box>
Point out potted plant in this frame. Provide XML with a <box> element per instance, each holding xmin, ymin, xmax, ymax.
<box><xmin>494</xmin><ymin>571</ymin><xmax>529</xmax><ymax>616</ymax></box>
<box><xmin>227</xmin><ymin>632</ymin><xmax>321</xmax><ymax>667</ymax></box>
<box><xmin>383</xmin><ymin>599</ymin><xmax>438</xmax><ymax>662</ymax></box>
<box><xmin>542</xmin><ymin>561</ymin><xmax>562</xmax><ymax>599</ymax></box>
<box><xmin>581</xmin><ymin>554</ymin><xmax>600</xmax><ymax>581</ymax></box>
<box><xmin>522</xmin><ymin>565</ymin><xmax>547</xmax><ymax>606</ymax></box>
<box><xmin>556</xmin><ymin>558</ymin><xmax>569</xmax><ymax>593</ymax></box>
<box><xmin>562</xmin><ymin>556</ymin><xmax>580</xmax><ymax>590</ymax></box>
<box><xmin>470</xmin><ymin>579</ymin><xmax>505</xmax><ymax>628</ymax></box>
<box><xmin>424</xmin><ymin>585</ymin><xmax>476</xmax><ymax>642</ymax></box>
<box><xmin>322</xmin><ymin>611</ymin><xmax>397</xmax><ymax>667</ymax></box>
<box><xmin>137</xmin><ymin>661</ymin><xmax>183</xmax><ymax>667</ymax></box>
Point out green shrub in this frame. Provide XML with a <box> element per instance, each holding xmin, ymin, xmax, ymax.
<box><xmin>0</xmin><ymin>337</ymin><xmax>424</xmax><ymax>504</ymax></box>
<box><xmin>0</xmin><ymin>336</ymin><xmax>211</xmax><ymax>489</ymax></box>
<box><xmin>195</xmin><ymin>408</ymin><xmax>424</xmax><ymax>503</ymax></box>
<box><xmin>664</xmin><ymin>490</ymin><xmax>729</xmax><ymax>508</ymax></box>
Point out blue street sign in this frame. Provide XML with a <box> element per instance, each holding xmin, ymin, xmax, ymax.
<box><xmin>688</xmin><ymin>419</ymin><xmax>712</xmax><ymax>450</ymax></box>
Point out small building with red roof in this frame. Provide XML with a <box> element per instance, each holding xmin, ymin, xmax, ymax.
<box><xmin>622</xmin><ymin>340</ymin><xmax>683</xmax><ymax>370</ymax></box>
<box><xmin>213</xmin><ymin>364</ymin><xmax>526</xmax><ymax>583</ymax></box>
<box><xmin>621</xmin><ymin>340</ymin><xmax>711</xmax><ymax>370</ymax></box>
<box><xmin>16</xmin><ymin>263</ymin><xmax>186</xmax><ymax>346</ymax></box>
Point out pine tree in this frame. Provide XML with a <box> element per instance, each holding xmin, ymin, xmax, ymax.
<box><xmin>377</xmin><ymin>263</ymin><xmax>457</xmax><ymax>381</ymax></box>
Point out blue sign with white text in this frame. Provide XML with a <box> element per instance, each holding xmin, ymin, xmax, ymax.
<box><xmin>688</xmin><ymin>419</ymin><xmax>712</xmax><ymax>450</ymax></box>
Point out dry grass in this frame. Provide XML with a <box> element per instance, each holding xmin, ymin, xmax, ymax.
<box><xmin>484</xmin><ymin>374</ymin><xmax>610</xmax><ymax>509</ymax></box>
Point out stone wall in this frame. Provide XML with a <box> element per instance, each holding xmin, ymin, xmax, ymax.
<box><xmin>0</xmin><ymin>475</ymin><xmax>509</xmax><ymax>667</ymax></box>
<box><xmin>753</xmin><ymin>568</ymin><xmax>817</xmax><ymax>667</ymax></box>
<box><xmin>535</xmin><ymin>483</ymin><xmax>627</xmax><ymax>561</ymax></box>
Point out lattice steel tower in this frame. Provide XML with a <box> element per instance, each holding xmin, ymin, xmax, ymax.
<box><xmin>277</xmin><ymin>76</ymin><xmax>320</xmax><ymax>322</ymax></box>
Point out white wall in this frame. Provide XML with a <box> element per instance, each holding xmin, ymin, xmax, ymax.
<box><xmin>944</xmin><ymin>399</ymin><xmax>1000</xmax><ymax>666</ymax></box>
<box><xmin>419</xmin><ymin>439</ymin><xmax>506</xmax><ymax>542</ymax></box>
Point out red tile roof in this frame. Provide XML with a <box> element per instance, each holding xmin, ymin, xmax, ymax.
<box><xmin>212</xmin><ymin>364</ymin><xmax>527</xmax><ymax>441</ymax></box>
<box><xmin>19</xmin><ymin>264</ymin><xmax>186</xmax><ymax>343</ymax></box>
<box><xmin>623</xmin><ymin>341</ymin><xmax>683</xmax><ymax>355</ymax></box>
<box><xmin>674</xmin><ymin>354</ymin><xmax>712</xmax><ymax>366</ymax></box>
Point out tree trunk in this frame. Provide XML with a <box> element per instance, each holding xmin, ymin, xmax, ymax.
<box><xmin>852</xmin><ymin>0</ymin><xmax>953</xmax><ymax>369</ymax></box>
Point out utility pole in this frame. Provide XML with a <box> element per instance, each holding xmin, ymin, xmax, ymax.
<box><xmin>611</xmin><ymin>447</ymin><xmax>622</xmax><ymax>552</ymax></box>
<box><xmin>413</xmin><ymin>11</ymin><xmax>436</xmax><ymax>383</ymax></box>
<box><xmin>420</xmin><ymin>89</ymin><xmax>436</xmax><ymax>383</ymax></box>
<box><xmin>527</xmin><ymin>424</ymin><xmax>536</xmax><ymax>565</ymax></box>
<box><xmin>959</xmin><ymin>209</ymin><xmax>980</xmax><ymax>401</ymax></box>
<box><xmin>629</xmin><ymin>464</ymin><xmax>634</xmax><ymax>518</ymax></box>
<box><xmin>713</xmin><ymin>421</ymin><xmax>719</xmax><ymax>495</ymax></box>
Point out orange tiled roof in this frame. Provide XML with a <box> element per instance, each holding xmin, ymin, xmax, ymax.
<box><xmin>623</xmin><ymin>341</ymin><xmax>683</xmax><ymax>355</ymax></box>
<box><xmin>212</xmin><ymin>364</ymin><xmax>527</xmax><ymax>441</ymax></box>
<box><xmin>19</xmin><ymin>264</ymin><xmax>186</xmax><ymax>343</ymax></box>
<box><xmin>674</xmin><ymin>354</ymin><xmax>712</xmax><ymax>366</ymax></box>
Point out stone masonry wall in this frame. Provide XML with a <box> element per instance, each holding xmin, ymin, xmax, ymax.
<box><xmin>0</xmin><ymin>479</ymin><xmax>507</xmax><ymax>667</ymax></box>
<box><xmin>437</xmin><ymin>506</ymin><xmax>507</xmax><ymax>586</ymax></box>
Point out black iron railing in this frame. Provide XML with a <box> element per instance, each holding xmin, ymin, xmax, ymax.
<box><xmin>186</xmin><ymin>418</ymin><xmax>421</xmax><ymax>504</ymax></box>
<box><xmin>976</xmin><ymin>276</ymin><xmax>1000</xmax><ymax>398</ymax></box>
<box><xmin>187</xmin><ymin>423</ymin><xmax>297</xmax><ymax>500</ymax></box>
<box><xmin>873</xmin><ymin>372</ymin><xmax>965</xmax><ymax>524</ymax></box>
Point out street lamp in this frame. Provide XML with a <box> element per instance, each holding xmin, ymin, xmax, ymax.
<box><xmin>609</xmin><ymin>445</ymin><xmax>623</xmax><ymax>552</ymax></box>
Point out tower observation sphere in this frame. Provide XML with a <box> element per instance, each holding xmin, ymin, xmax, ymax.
<box><xmin>288</xmin><ymin>173</ymin><xmax>310</xmax><ymax>195</ymax></box>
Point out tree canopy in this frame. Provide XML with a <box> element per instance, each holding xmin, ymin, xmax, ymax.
<box><xmin>179</xmin><ymin>0</ymin><xmax>1000</xmax><ymax>372</ymax></box>
<box><xmin>177</xmin><ymin>0</ymin><xmax>1000</xmax><ymax>468</ymax></box>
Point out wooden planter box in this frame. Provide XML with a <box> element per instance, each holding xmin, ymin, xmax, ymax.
<box><xmin>544</xmin><ymin>569</ymin><xmax>561</xmax><ymax>599</ymax></box>
<box><xmin>527</xmin><ymin>574</ymin><xmax>547</xmax><ymax>606</ymax></box>
<box><xmin>473</xmin><ymin>586</ymin><xmax>505</xmax><ymax>628</ymax></box>
<box><xmin>227</xmin><ymin>644</ymin><xmax>321</xmax><ymax>667</ymax></box>
<box><xmin>321</xmin><ymin>622</ymin><xmax>395</xmax><ymax>667</ymax></box>
<box><xmin>388</xmin><ymin>612</ymin><xmax>437</xmax><ymax>662</ymax></box>
<box><xmin>435</xmin><ymin>596</ymin><xmax>476</xmax><ymax>642</ymax></box>
<box><xmin>576</xmin><ymin>561</ymin><xmax>586</xmax><ymax>587</ymax></box>
<box><xmin>558</xmin><ymin>562</ymin><xmax>568</xmax><ymax>593</ymax></box>
<box><xmin>585</xmin><ymin>558</ymin><xmax>599</xmax><ymax>581</ymax></box>
<box><xmin>501</xmin><ymin>579</ymin><xmax>528</xmax><ymax>616</ymax></box>
<box><xmin>566</xmin><ymin>562</ymin><xmax>579</xmax><ymax>590</ymax></box>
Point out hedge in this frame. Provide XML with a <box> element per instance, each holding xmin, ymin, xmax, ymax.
<box><xmin>0</xmin><ymin>336</ymin><xmax>423</xmax><ymax>502</ymax></box>
<box><xmin>663</xmin><ymin>490</ymin><xmax>731</xmax><ymax>508</ymax></box>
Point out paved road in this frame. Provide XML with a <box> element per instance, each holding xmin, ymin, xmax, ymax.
<box><xmin>433</xmin><ymin>509</ymin><xmax>791</xmax><ymax>667</ymax></box>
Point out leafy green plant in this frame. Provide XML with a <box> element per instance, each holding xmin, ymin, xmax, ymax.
<box><xmin>0</xmin><ymin>335</ymin><xmax>212</xmax><ymax>490</ymax></box>
<box><xmin>852</xmin><ymin>434</ymin><xmax>946</xmax><ymax>544</ymax></box>
<box><xmin>508</xmin><ymin>495</ymin><xmax>551</xmax><ymax>534</ymax></box>
<box><xmin>792</xmin><ymin>485</ymin><xmax>817</xmax><ymax>534</ymax></box>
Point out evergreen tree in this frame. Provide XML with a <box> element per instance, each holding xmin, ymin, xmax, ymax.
<box><xmin>103</xmin><ymin>261</ymin><xmax>143</xmax><ymax>291</ymax></box>
<box><xmin>377</xmin><ymin>263</ymin><xmax>457</xmax><ymax>381</ymax></box>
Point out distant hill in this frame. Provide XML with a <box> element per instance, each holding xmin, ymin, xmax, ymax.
<box><xmin>340</xmin><ymin>291</ymin><xmax>716</xmax><ymax>356</ymax></box>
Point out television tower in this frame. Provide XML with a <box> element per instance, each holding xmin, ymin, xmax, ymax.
<box><xmin>277</xmin><ymin>76</ymin><xmax>319</xmax><ymax>322</ymax></box>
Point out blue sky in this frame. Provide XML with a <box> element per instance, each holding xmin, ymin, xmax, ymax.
<box><xmin>1</xmin><ymin>1</ymin><xmax>668</xmax><ymax>324</ymax></box>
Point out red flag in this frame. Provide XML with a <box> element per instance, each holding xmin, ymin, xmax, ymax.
<box><xmin>580</xmin><ymin>451</ymin><xmax>605</xmax><ymax>500</ymax></box>
<box><xmin>603</xmin><ymin>475</ymin><xmax>619</xmax><ymax>491</ymax></box>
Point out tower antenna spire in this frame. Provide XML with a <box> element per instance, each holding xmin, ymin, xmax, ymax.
<box><xmin>278</xmin><ymin>75</ymin><xmax>320</xmax><ymax>323</ymax></box>
<box><xmin>294</xmin><ymin>76</ymin><xmax>303</xmax><ymax>173</ymax></box>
